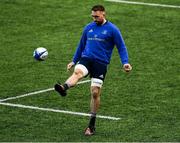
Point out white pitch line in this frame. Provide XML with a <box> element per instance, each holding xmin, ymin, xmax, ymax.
<box><xmin>0</xmin><ymin>88</ymin><xmax>54</xmax><ymax>102</ymax></box>
<box><xmin>105</xmin><ymin>0</ymin><xmax>180</xmax><ymax>9</ymax></box>
<box><xmin>0</xmin><ymin>102</ymin><xmax>121</xmax><ymax>120</ymax></box>
<box><xmin>0</xmin><ymin>79</ymin><xmax>91</xmax><ymax>102</ymax></box>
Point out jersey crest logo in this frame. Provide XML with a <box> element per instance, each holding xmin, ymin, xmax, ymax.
<box><xmin>102</xmin><ymin>30</ymin><xmax>107</xmax><ymax>35</ymax></box>
<box><xmin>94</xmin><ymin>34</ymin><xmax>98</xmax><ymax>38</ymax></box>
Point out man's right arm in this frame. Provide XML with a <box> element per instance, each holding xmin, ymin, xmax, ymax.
<box><xmin>67</xmin><ymin>27</ymin><xmax>87</xmax><ymax>71</ymax></box>
<box><xmin>72</xmin><ymin>27</ymin><xmax>87</xmax><ymax>64</ymax></box>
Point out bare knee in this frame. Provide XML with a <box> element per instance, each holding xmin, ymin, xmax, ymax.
<box><xmin>65</xmin><ymin>68</ymin><xmax>84</xmax><ymax>87</ymax></box>
<box><xmin>73</xmin><ymin>69</ymin><xmax>84</xmax><ymax>79</ymax></box>
<box><xmin>91</xmin><ymin>87</ymin><xmax>101</xmax><ymax>99</ymax></box>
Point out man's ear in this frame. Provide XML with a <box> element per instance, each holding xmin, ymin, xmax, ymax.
<box><xmin>102</xmin><ymin>11</ymin><xmax>106</xmax><ymax>16</ymax></box>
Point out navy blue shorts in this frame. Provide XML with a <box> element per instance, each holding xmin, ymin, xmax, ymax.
<box><xmin>78</xmin><ymin>57</ymin><xmax>107</xmax><ymax>81</ymax></box>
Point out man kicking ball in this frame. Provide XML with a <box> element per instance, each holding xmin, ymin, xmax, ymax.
<box><xmin>54</xmin><ymin>5</ymin><xmax>132</xmax><ymax>136</ymax></box>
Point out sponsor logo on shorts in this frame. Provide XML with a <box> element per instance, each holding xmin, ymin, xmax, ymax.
<box><xmin>99</xmin><ymin>75</ymin><xmax>104</xmax><ymax>78</ymax></box>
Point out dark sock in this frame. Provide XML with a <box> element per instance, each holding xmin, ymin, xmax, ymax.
<box><xmin>63</xmin><ymin>83</ymin><xmax>69</xmax><ymax>90</ymax></box>
<box><xmin>88</xmin><ymin>112</ymin><xmax>96</xmax><ymax>129</ymax></box>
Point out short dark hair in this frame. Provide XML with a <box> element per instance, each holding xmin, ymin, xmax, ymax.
<box><xmin>91</xmin><ymin>5</ymin><xmax>105</xmax><ymax>12</ymax></box>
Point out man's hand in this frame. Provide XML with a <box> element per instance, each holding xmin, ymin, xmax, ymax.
<box><xmin>123</xmin><ymin>63</ymin><xmax>132</xmax><ymax>72</ymax></box>
<box><xmin>67</xmin><ymin>62</ymin><xmax>75</xmax><ymax>71</ymax></box>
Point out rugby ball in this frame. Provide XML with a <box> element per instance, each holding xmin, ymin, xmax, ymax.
<box><xmin>33</xmin><ymin>47</ymin><xmax>48</xmax><ymax>61</ymax></box>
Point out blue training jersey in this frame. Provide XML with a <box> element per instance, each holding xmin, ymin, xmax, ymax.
<box><xmin>72</xmin><ymin>21</ymin><xmax>129</xmax><ymax>65</ymax></box>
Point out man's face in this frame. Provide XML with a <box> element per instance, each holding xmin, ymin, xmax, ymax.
<box><xmin>91</xmin><ymin>11</ymin><xmax>105</xmax><ymax>25</ymax></box>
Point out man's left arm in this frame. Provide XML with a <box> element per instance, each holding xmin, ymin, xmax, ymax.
<box><xmin>113</xmin><ymin>28</ymin><xmax>132</xmax><ymax>72</ymax></box>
